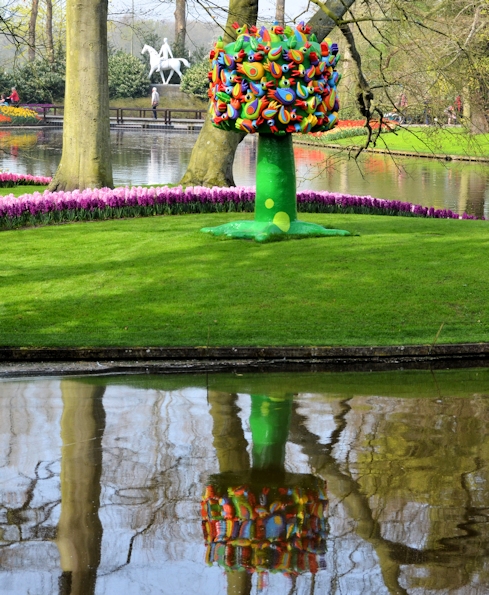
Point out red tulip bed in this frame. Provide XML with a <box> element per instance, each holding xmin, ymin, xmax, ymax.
<box><xmin>308</xmin><ymin>119</ymin><xmax>398</xmax><ymax>142</ymax></box>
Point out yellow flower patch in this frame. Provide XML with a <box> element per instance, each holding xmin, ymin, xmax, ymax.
<box><xmin>0</xmin><ymin>106</ymin><xmax>40</xmax><ymax>119</ymax></box>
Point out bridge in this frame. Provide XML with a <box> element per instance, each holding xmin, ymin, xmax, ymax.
<box><xmin>30</xmin><ymin>105</ymin><xmax>207</xmax><ymax>130</ymax></box>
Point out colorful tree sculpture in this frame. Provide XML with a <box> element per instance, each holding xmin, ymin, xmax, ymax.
<box><xmin>201</xmin><ymin>22</ymin><xmax>350</xmax><ymax>242</ymax></box>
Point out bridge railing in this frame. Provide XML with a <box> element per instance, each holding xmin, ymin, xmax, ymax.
<box><xmin>23</xmin><ymin>104</ymin><xmax>206</xmax><ymax>125</ymax></box>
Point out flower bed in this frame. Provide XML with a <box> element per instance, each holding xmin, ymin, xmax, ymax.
<box><xmin>0</xmin><ymin>106</ymin><xmax>42</xmax><ymax>126</ymax></box>
<box><xmin>0</xmin><ymin>185</ymin><xmax>482</xmax><ymax>230</ymax></box>
<box><xmin>311</xmin><ymin>126</ymin><xmax>367</xmax><ymax>142</ymax></box>
<box><xmin>0</xmin><ymin>172</ymin><xmax>53</xmax><ymax>187</ymax></box>
<box><xmin>336</xmin><ymin>119</ymin><xmax>397</xmax><ymax>129</ymax></box>
<box><xmin>307</xmin><ymin>119</ymin><xmax>398</xmax><ymax>143</ymax></box>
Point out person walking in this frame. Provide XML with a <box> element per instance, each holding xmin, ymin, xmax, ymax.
<box><xmin>151</xmin><ymin>87</ymin><xmax>160</xmax><ymax>120</ymax></box>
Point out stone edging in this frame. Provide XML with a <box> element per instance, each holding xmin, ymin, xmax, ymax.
<box><xmin>1</xmin><ymin>344</ymin><xmax>488</xmax><ymax>377</ymax></box>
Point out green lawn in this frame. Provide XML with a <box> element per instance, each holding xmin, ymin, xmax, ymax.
<box><xmin>0</xmin><ymin>212</ymin><xmax>487</xmax><ymax>348</ymax></box>
<box><xmin>313</xmin><ymin>127</ymin><xmax>489</xmax><ymax>158</ymax></box>
<box><xmin>0</xmin><ymin>185</ymin><xmax>48</xmax><ymax>197</ymax></box>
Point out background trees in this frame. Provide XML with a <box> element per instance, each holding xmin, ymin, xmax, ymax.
<box><xmin>331</xmin><ymin>0</ymin><xmax>489</xmax><ymax>131</ymax></box>
<box><xmin>2</xmin><ymin>0</ymin><xmax>489</xmax><ymax>190</ymax></box>
<box><xmin>180</xmin><ymin>0</ymin><xmax>357</xmax><ymax>187</ymax></box>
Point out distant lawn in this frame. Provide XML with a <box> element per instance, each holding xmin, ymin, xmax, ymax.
<box><xmin>0</xmin><ymin>185</ymin><xmax>48</xmax><ymax>197</ymax></box>
<box><xmin>0</xmin><ymin>212</ymin><xmax>487</xmax><ymax>348</ymax></box>
<box><xmin>309</xmin><ymin>127</ymin><xmax>489</xmax><ymax>158</ymax></box>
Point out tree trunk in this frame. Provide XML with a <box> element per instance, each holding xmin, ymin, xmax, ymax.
<box><xmin>179</xmin><ymin>0</ymin><xmax>258</xmax><ymax>188</ymax></box>
<box><xmin>174</xmin><ymin>0</ymin><xmax>186</xmax><ymax>55</ymax></box>
<box><xmin>179</xmin><ymin>0</ymin><xmax>357</xmax><ymax>188</ymax></box>
<box><xmin>465</xmin><ymin>91</ymin><xmax>489</xmax><ymax>134</ymax></box>
<box><xmin>45</xmin><ymin>0</ymin><xmax>54</xmax><ymax>63</ymax></box>
<box><xmin>308</xmin><ymin>0</ymin><xmax>357</xmax><ymax>41</ymax></box>
<box><xmin>275</xmin><ymin>0</ymin><xmax>285</xmax><ymax>27</ymax></box>
<box><xmin>28</xmin><ymin>0</ymin><xmax>39</xmax><ymax>62</ymax></box>
<box><xmin>208</xmin><ymin>391</ymin><xmax>250</xmax><ymax>474</ymax></box>
<box><xmin>48</xmin><ymin>0</ymin><xmax>113</xmax><ymax>191</ymax></box>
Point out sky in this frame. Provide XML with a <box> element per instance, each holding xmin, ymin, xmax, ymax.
<box><xmin>110</xmin><ymin>0</ymin><xmax>317</xmax><ymax>26</ymax></box>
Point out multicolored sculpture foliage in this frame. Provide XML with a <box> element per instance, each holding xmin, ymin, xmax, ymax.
<box><xmin>201</xmin><ymin>480</ymin><xmax>329</xmax><ymax>579</ymax></box>
<box><xmin>201</xmin><ymin>22</ymin><xmax>351</xmax><ymax>241</ymax></box>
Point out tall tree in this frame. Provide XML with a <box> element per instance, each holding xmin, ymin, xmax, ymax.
<box><xmin>180</xmin><ymin>0</ymin><xmax>259</xmax><ymax>187</ymax></box>
<box><xmin>339</xmin><ymin>0</ymin><xmax>489</xmax><ymax>134</ymax></box>
<box><xmin>45</xmin><ymin>0</ymin><xmax>54</xmax><ymax>63</ymax></box>
<box><xmin>28</xmin><ymin>0</ymin><xmax>39</xmax><ymax>61</ymax></box>
<box><xmin>174</xmin><ymin>0</ymin><xmax>186</xmax><ymax>56</ymax></box>
<box><xmin>275</xmin><ymin>0</ymin><xmax>285</xmax><ymax>27</ymax></box>
<box><xmin>48</xmin><ymin>0</ymin><xmax>113</xmax><ymax>192</ymax></box>
<box><xmin>180</xmin><ymin>0</ymin><xmax>357</xmax><ymax>188</ymax></box>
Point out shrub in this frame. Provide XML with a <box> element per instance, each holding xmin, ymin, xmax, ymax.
<box><xmin>180</xmin><ymin>60</ymin><xmax>210</xmax><ymax>100</ymax></box>
<box><xmin>108</xmin><ymin>51</ymin><xmax>148</xmax><ymax>99</ymax></box>
<box><xmin>13</xmin><ymin>54</ymin><xmax>66</xmax><ymax>103</ymax></box>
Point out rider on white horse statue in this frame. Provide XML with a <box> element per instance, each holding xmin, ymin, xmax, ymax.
<box><xmin>142</xmin><ymin>40</ymin><xmax>190</xmax><ymax>85</ymax></box>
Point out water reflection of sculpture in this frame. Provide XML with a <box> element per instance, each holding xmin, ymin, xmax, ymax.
<box><xmin>202</xmin><ymin>391</ymin><xmax>329</xmax><ymax>594</ymax></box>
<box><xmin>2</xmin><ymin>374</ymin><xmax>489</xmax><ymax>594</ymax></box>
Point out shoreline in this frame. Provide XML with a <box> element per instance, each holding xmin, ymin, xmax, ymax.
<box><xmin>1</xmin><ymin>343</ymin><xmax>488</xmax><ymax>377</ymax></box>
<box><xmin>293</xmin><ymin>137</ymin><xmax>489</xmax><ymax>163</ymax></box>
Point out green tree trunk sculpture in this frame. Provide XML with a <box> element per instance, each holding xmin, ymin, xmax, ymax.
<box><xmin>202</xmin><ymin>134</ymin><xmax>350</xmax><ymax>241</ymax></box>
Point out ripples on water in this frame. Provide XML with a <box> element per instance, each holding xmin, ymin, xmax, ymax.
<box><xmin>1</xmin><ymin>128</ymin><xmax>489</xmax><ymax>217</ymax></box>
<box><xmin>1</xmin><ymin>369</ymin><xmax>488</xmax><ymax>594</ymax></box>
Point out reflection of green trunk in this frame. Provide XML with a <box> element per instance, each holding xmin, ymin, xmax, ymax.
<box><xmin>201</xmin><ymin>133</ymin><xmax>350</xmax><ymax>242</ymax></box>
<box><xmin>57</xmin><ymin>381</ymin><xmax>105</xmax><ymax>595</ymax></box>
<box><xmin>249</xmin><ymin>394</ymin><xmax>292</xmax><ymax>471</ymax></box>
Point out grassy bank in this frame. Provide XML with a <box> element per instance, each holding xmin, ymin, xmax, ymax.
<box><xmin>304</xmin><ymin>127</ymin><xmax>489</xmax><ymax>159</ymax></box>
<box><xmin>0</xmin><ymin>212</ymin><xmax>487</xmax><ymax>348</ymax></box>
<box><xmin>0</xmin><ymin>185</ymin><xmax>48</xmax><ymax>197</ymax></box>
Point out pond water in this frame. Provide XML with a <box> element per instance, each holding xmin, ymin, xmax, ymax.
<box><xmin>1</xmin><ymin>128</ymin><xmax>489</xmax><ymax>218</ymax></box>
<box><xmin>1</xmin><ymin>369</ymin><xmax>488</xmax><ymax>594</ymax></box>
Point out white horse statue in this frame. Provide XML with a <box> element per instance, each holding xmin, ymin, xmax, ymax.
<box><xmin>141</xmin><ymin>44</ymin><xmax>190</xmax><ymax>85</ymax></box>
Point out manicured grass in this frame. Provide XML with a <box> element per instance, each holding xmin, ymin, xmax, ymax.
<box><xmin>0</xmin><ymin>212</ymin><xmax>487</xmax><ymax>348</ymax></box>
<box><xmin>313</xmin><ymin>127</ymin><xmax>489</xmax><ymax>158</ymax></box>
<box><xmin>0</xmin><ymin>185</ymin><xmax>48</xmax><ymax>197</ymax></box>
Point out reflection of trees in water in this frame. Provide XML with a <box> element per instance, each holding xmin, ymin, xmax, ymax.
<box><xmin>291</xmin><ymin>146</ymin><xmax>489</xmax><ymax>215</ymax></box>
<box><xmin>1</xmin><ymin>376</ymin><xmax>489</xmax><ymax>594</ymax></box>
<box><xmin>458</xmin><ymin>168</ymin><xmax>487</xmax><ymax>219</ymax></box>
<box><xmin>0</xmin><ymin>381</ymin><xmax>61</xmax><ymax>563</ymax></box>
<box><xmin>293</xmin><ymin>392</ymin><xmax>489</xmax><ymax>593</ymax></box>
<box><xmin>96</xmin><ymin>386</ymin><xmax>211</xmax><ymax>572</ymax></box>
<box><xmin>57</xmin><ymin>381</ymin><xmax>105</xmax><ymax>595</ymax></box>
